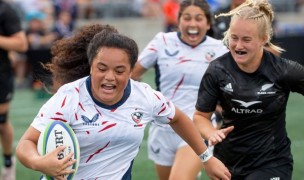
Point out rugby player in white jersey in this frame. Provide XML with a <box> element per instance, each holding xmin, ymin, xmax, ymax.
<box><xmin>16</xmin><ymin>25</ymin><xmax>231</xmax><ymax>179</ymax></box>
<box><xmin>132</xmin><ymin>0</ymin><xmax>228</xmax><ymax>179</ymax></box>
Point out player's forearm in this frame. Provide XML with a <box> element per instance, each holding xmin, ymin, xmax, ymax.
<box><xmin>193</xmin><ymin>111</ymin><xmax>217</xmax><ymax>140</ymax></box>
<box><xmin>16</xmin><ymin>140</ymin><xmax>41</xmax><ymax>171</ymax></box>
<box><xmin>0</xmin><ymin>32</ymin><xmax>28</xmax><ymax>52</ymax></box>
<box><xmin>170</xmin><ymin>108</ymin><xmax>206</xmax><ymax>155</ymax></box>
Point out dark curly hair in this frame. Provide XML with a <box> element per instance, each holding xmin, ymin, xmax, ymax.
<box><xmin>45</xmin><ymin>24</ymin><xmax>118</xmax><ymax>92</ymax></box>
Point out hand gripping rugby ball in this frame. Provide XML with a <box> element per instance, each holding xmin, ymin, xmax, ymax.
<box><xmin>37</xmin><ymin>121</ymin><xmax>80</xmax><ymax>180</ymax></box>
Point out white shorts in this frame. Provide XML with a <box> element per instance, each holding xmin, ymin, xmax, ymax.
<box><xmin>147</xmin><ymin>122</ymin><xmax>188</xmax><ymax>166</ymax></box>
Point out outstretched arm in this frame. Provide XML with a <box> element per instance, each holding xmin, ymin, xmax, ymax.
<box><xmin>170</xmin><ymin>107</ymin><xmax>231</xmax><ymax>180</ymax></box>
<box><xmin>193</xmin><ymin>110</ymin><xmax>234</xmax><ymax>146</ymax></box>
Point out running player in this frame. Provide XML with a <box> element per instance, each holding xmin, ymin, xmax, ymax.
<box><xmin>131</xmin><ymin>0</ymin><xmax>228</xmax><ymax>179</ymax></box>
<box><xmin>194</xmin><ymin>0</ymin><xmax>304</xmax><ymax>179</ymax></box>
<box><xmin>0</xmin><ymin>1</ymin><xmax>28</xmax><ymax>179</ymax></box>
<box><xmin>16</xmin><ymin>25</ymin><xmax>231</xmax><ymax>179</ymax></box>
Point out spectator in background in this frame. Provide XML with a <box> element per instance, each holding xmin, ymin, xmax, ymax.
<box><xmin>52</xmin><ymin>10</ymin><xmax>74</xmax><ymax>39</ymax></box>
<box><xmin>142</xmin><ymin>0</ymin><xmax>163</xmax><ymax>18</ymax></box>
<box><xmin>25</xmin><ymin>11</ymin><xmax>57</xmax><ymax>92</ymax></box>
<box><xmin>163</xmin><ymin>0</ymin><xmax>179</xmax><ymax>32</ymax></box>
<box><xmin>52</xmin><ymin>0</ymin><xmax>78</xmax><ymax>29</ymax></box>
<box><xmin>0</xmin><ymin>1</ymin><xmax>28</xmax><ymax>179</ymax></box>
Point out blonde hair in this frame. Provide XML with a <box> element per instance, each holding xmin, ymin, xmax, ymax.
<box><xmin>216</xmin><ymin>0</ymin><xmax>284</xmax><ymax>53</ymax></box>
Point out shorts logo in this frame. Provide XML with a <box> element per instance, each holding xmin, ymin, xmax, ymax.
<box><xmin>81</xmin><ymin>113</ymin><xmax>99</xmax><ymax>126</ymax></box>
<box><xmin>131</xmin><ymin>112</ymin><xmax>143</xmax><ymax>124</ymax></box>
<box><xmin>151</xmin><ymin>146</ymin><xmax>160</xmax><ymax>154</ymax></box>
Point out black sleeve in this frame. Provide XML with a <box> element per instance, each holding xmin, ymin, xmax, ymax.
<box><xmin>284</xmin><ymin>59</ymin><xmax>304</xmax><ymax>95</ymax></box>
<box><xmin>2</xmin><ymin>2</ymin><xmax>22</xmax><ymax>36</ymax></box>
<box><xmin>195</xmin><ymin>62</ymin><xmax>220</xmax><ymax>112</ymax></box>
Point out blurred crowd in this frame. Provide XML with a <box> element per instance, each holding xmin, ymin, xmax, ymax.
<box><xmin>4</xmin><ymin>0</ymin><xmax>304</xmax><ymax>95</ymax></box>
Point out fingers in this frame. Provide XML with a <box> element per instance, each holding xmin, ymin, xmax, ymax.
<box><xmin>223</xmin><ymin>126</ymin><xmax>234</xmax><ymax>135</ymax></box>
<box><xmin>208</xmin><ymin>126</ymin><xmax>234</xmax><ymax>146</ymax></box>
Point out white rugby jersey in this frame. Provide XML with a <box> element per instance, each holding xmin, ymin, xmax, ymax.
<box><xmin>31</xmin><ymin>76</ymin><xmax>175</xmax><ymax>180</ymax></box>
<box><xmin>139</xmin><ymin>32</ymin><xmax>227</xmax><ymax>125</ymax></box>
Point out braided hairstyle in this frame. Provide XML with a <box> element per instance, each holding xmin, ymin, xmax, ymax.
<box><xmin>216</xmin><ymin>0</ymin><xmax>284</xmax><ymax>53</ymax></box>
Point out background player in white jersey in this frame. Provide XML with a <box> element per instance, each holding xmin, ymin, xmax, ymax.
<box><xmin>16</xmin><ymin>25</ymin><xmax>231</xmax><ymax>179</ymax></box>
<box><xmin>131</xmin><ymin>0</ymin><xmax>228</xmax><ymax>179</ymax></box>
<box><xmin>194</xmin><ymin>0</ymin><xmax>304</xmax><ymax>179</ymax></box>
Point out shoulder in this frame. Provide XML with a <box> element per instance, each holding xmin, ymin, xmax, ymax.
<box><xmin>207</xmin><ymin>52</ymin><xmax>231</xmax><ymax>72</ymax></box>
<box><xmin>153</xmin><ymin>31</ymin><xmax>178</xmax><ymax>41</ymax></box>
<box><xmin>204</xmin><ymin>36</ymin><xmax>227</xmax><ymax>48</ymax></box>
<box><xmin>130</xmin><ymin>80</ymin><xmax>155</xmax><ymax>96</ymax></box>
<box><xmin>55</xmin><ymin>77</ymin><xmax>88</xmax><ymax>101</ymax></box>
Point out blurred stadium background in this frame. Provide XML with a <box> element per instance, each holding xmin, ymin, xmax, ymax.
<box><xmin>1</xmin><ymin>0</ymin><xmax>304</xmax><ymax>179</ymax></box>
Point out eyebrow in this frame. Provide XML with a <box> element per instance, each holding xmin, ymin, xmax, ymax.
<box><xmin>97</xmin><ymin>62</ymin><xmax>127</xmax><ymax>69</ymax></box>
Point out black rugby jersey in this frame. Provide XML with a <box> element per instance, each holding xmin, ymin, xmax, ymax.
<box><xmin>196</xmin><ymin>50</ymin><xmax>304</xmax><ymax>176</ymax></box>
<box><xmin>0</xmin><ymin>1</ymin><xmax>22</xmax><ymax>72</ymax></box>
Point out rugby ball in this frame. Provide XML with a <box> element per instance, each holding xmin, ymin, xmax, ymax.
<box><xmin>37</xmin><ymin>121</ymin><xmax>80</xmax><ymax>180</ymax></box>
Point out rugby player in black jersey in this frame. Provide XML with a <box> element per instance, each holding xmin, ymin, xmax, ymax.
<box><xmin>194</xmin><ymin>0</ymin><xmax>304</xmax><ymax>179</ymax></box>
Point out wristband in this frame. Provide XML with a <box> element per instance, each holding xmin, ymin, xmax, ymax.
<box><xmin>199</xmin><ymin>148</ymin><xmax>213</xmax><ymax>163</ymax></box>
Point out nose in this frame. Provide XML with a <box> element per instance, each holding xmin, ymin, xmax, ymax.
<box><xmin>189</xmin><ymin>19</ymin><xmax>197</xmax><ymax>27</ymax></box>
<box><xmin>235</xmin><ymin>40</ymin><xmax>243</xmax><ymax>49</ymax></box>
<box><xmin>105</xmin><ymin>70</ymin><xmax>115</xmax><ymax>81</ymax></box>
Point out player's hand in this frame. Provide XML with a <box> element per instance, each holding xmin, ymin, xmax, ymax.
<box><xmin>38</xmin><ymin>146</ymin><xmax>76</xmax><ymax>177</ymax></box>
<box><xmin>208</xmin><ymin>126</ymin><xmax>234</xmax><ymax>146</ymax></box>
<box><xmin>204</xmin><ymin>156</ymin><xmax>231</xmax><ymax>180</ymax></box>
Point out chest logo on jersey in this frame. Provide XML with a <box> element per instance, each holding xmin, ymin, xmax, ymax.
<box><xmin>231</xmin><ymin>99</ymin><xmax>263</xmax><ymax>114</ymax></box>
<box><xmin>205</xmin><ymin>50</ymin><xmax>215</xmax><ymax>62</ymax></box>
<box><xmin>257</xmin><ymin>83</ymin><xmax>276</xmax><ymax>95</ymax></box>
<box><xmin>81</xmin><ymin>113</ymin><xmax>100</xmax><ymax>126</ymax></box>
<box><xmin>224</xmin><ymin>83</ymin><xmax>233</xmax><ymax>92</ymax></box>
<box><xmin>165</xmin><ymin>49</ymin><xmax>179</xmax><ymax>57</ymax></box>
<box><xmin>131</xmin><ymin>112</ymin><xmax>143</xmax><ymax>124</ymax></box>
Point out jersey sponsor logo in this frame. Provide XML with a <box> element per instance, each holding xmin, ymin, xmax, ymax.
<box><xmin>81</xmin><ymin>113</ymin><xmax>100</xmax><ymax>126</ymax></box>
<box><xmin>231</xmin><ymin>99</ymin><xmax>263</xmax><ymax>114</ymax></box>
<box><xmin>131</xmin><ymin>112</ymin><xmax>143</xmax><ymax>124</ymax></box>
<box><xmin>150</xmin><ymin>146</ymin><xmax>160</xmax><ymax>154</ymax></box>
<box><xmin>165</xmin><ymin>49</ymin><xmax>179</xmax><ymax>57</ymax></box>
<box><xmin>257</xmin><ymin>83</ymin><xmax>276</xmax><ymax>95</ymax></box>
<box><xmin>224</xmin><ymin>83</ymin><xmax>233</xmax><ymax>92</ymax></box>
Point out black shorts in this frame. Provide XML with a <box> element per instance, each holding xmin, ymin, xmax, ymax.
<box><xmin>0</xmin><ymin>70</ymin><xmax>14</xmax><ymax>103</ymax></box>
<box><xmin>233</xmin><ymin>163</ymin><xmax>293</xmax><ymax>180</ymax></box>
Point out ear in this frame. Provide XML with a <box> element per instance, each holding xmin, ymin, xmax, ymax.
<box><xmin>262</xmin><ymin>34</ymin><xmax>268</xmax><ymax>45</ymax></box>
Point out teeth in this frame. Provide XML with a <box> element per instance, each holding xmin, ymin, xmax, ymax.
<box><xmin>236</xmin><ymin>51</ymin><xmax>246</xmax><ymax>55</ymax></box>
<box><xmin>188</xmin><ymin>30</ymin><xmax>198</xmax><ymax>34</ymax></box>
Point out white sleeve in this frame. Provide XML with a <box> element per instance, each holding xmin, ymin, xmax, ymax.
<box><xmin>151</xmin><ymin>89</ymin><xmax>176</xmax><ymax>125</ymax></box>
<box><xmin>138</xmin><ymin>32</ymin><xmax>164</xmax><ymax>69</ymax></box>
<box><xmin>31</xmin><ymin>89</ymin><xmax>76</xmax><ymax>132</ymax></box>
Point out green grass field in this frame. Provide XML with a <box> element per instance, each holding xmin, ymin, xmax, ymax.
<box><xmin>2</xmin><ymin>69</ymin><xmax>304</xmax><ymax>179</ymax></box>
